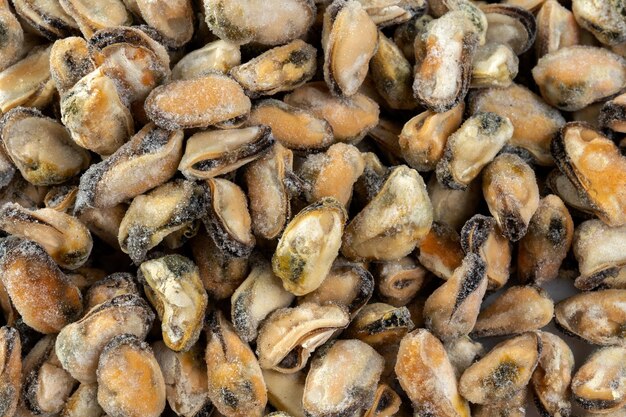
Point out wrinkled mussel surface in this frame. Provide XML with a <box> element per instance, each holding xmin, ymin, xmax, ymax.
<box><xmin>0</xmin><ymin>0</ymin><xmax>623</xmax><ymax>416</ymax></box>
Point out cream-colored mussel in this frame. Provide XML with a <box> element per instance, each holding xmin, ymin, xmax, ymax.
<box><xmin>0</xmin><ymin>107</ymin><xmax>90</xmax><ymax>186</ymax></box>
<box><xmin>0</xmin><ymin>202</ymin><xmax>92</xmax><ymax>270</ymax></box>
<box><xmin>342</xmin><ymin>165</ymin><xmax>433</xmax><ymax>261</ymax></box>
<box><xmin>256</xmin><ymin>303</ymin><xmax>350</xmax><ymax>374</ymax></box>
<box><xmin>272</xmin><ymin>197</ymin><xmax>347</xmax><ymax>296</ymax></box>
<box><xmin>139</xmin><ymin>255</ymin><xmax>208</xmax><ymax>352</ymax></box>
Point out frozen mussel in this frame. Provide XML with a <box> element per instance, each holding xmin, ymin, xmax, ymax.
<box><xmin>395</xmin><ymin>328</ymin><xmax>471</xmax><ymax>417</ymax></box>
<box><xmin>571</xmin><ymin>0</ymin><xmax>626</xmax><ymax>46</ymax></box>
<box><xmin>0</xmin><ymin>237</ymin><xmax>82</xmax><ymax>334</ymax></box>
<box><xmin>49</xmin><ymin>37</ymin><xmax>96</xmax><ymax>95</ymax></box>
<box><xmin>284</xmin><ymin>82</ymin><xmax>379</xmax><ymax>144</ymax></box>
<box><xmin>203</xmin><ymin>0</ymin><xmax>315</xmax><ymax>46</ymax></box>
<box><xmin>299</xmin><ymin>143</ymin><xmax>365</xmax><ymax>207</ymax></box>
<box><xmin>248</xmin><ymin>99</ymin><xmax>333</xmax><ymax>151</ymax></box>
<box><xmin>12</xmin><ymin>0</ymin><xmax>78</xmax><ymax>39</ymax></box>
<box><xmin>58</xmin><ymin>0</ymin><xmax>131</xmax><ymax>39</ymax></box>
<box><xmin>369</xmin><ymin>32</ymin><xmax>416</xmax><ymax>110</ymax></box>
<box><xmin>152</xmin><ymin>341</ymin><xmax>211</xmax><ymax>417</ymax></box>
<box><xmin>89</xmin><ymin>26</ymin><xmax>171</xmax><ymax>108</ymax></box>
<box><xmin>139</xmin><ymin>255</ymin><xmax>207</xmax><ymax>352</ymax></box>
<box><xmin>469</xmin><ymin>83</ymin><xmax>565</xmax><ymax>165</ymax></box>
<box><xmin>483</xmin><ymin>153</ymin><xmax>540</xmax><ymax>241</ymax></box>
<box><xmin>302</xmin><ymin>340</ymin><xmax>384</xmax><ymax>417</ymax></box>
<box><xmin>573</xmin><ymin>220</ymin><xmax>626</xmax><ymax>290</ymax></box>
<box><xmin>205</xmin><ymin>311</ymin><xmax>267</xmax><ymax>417</ymax></box>
<box><xmin>472</xmin><ymin>286</ymin><xmax>554</xmax><ymax>337</ymax></box>
<box><xmin>118</xmin><ymin>179</ymin><xmax>207</xmax><ymax>264</ymax></box>
<box><xmin>0</xmin><ymin>326</ymin><xmax>21</xmax><ymax>417</ymax></box>
<box><xmin>571</xmin><ymin>346</ymin><xmax>626</xmax><ymax>412</ymax></box>
<box><xmin>21</xmin><ymin>335</ymin><xmax>76</xmax><ymax>416</ymax></box>
<box><xmin>256</xmin><ymin>302</ymin><xmax>350</xmax><ymax>374</ymax></box>
<box><xmin>417</xmin><ymin>221</ymin><xmax>464</xmax><ymax>280</ymax></box>
<box><xmin>535</xmin><ymin>0</ymin><xmax>580</xmax><ymax>59</ymax></box>
<box><xmin>145</xmin><ymin>73</ymin><xmax>251</xmax><ymax>130</ymax></box>
<box><xmin>0</xmin><ymin>107</ymin><xmax>90</xmax><ymax>186</ymax></box>
<box><xmin>0</xmin><ymin>45</ymin><xmax>55</xmax><ymax>114</ymax></box>
<box><xmin>460</xmin><ymin>214</ymin><xmax>512</xmax><ymax>290</ymax></box>
<box><xmin>72</xmin><ymin>121</ymin><xmax>183</xmax><ymax>210</ymax></box>
<box><xmin>531</xmin><ymin>331</ymin><xmax>574</xmax><ymax>417</ymax></box>
<box><xmin>413</xmin><ymin>10</ymin><xmax>479</xmax><ymax>112</ymax></box>
<box><xmin>272</xmin><ymin>197</ymin><xmax>346</xmax><ymax>296</ymax></box>
<box><xmin>436</xmin><ymin>112</ymin><xmax>513</xmax><ymax>190</ymax></box>
<box><xmin>423</xmin><ymin>253</ymin><xmax>487</xmax><ymax>342</ymax></box>
<box><xmin>231</xmin><ymin>259</ymin><xmax>295</xmax><ymax>342</ymax></box>
<box><xmin>230</xmin><ymin>40</ymin><xmax>317</xmax><ymax>98</ymax></box>
<box><xmin>554</xmin><ymin>289</ymin><xmax>626</xmax><ymax>345</ymax></box>
<box><xmin>517</xmin><ymin>195</ymin><xmax>574</xmax><ymax>284</ymax></box>
<box><xmin>482</xmin><ymin>4</ymin><xmax>537</xmax><ymax>55</ymax></box>
<box><xmin>96</xmin><ymin>334</ymin><xmax>166</xmax><ymax>417</ymax></box>
<box><xmin>204</xmin><ymin>178</ymin><xmax>255</xmax><ymax>258</ymax></box>
<box><xmin>374</xmin><ymin>256</ymin><xmax>428</xmax><ymax>307</ymax></box>
<box><xmin>322</xmin><ymin>0</ymin><xmax>378</xmax><ymax>97</ymax></box>
<box><xmin>178</xmin><ymin>125</ymin><xmax>273</xmax><ymax>180</ymax></box>
<box><xmin>532</xmin><ymin>46</ymin><xmax>626</xmax><ymax>111</ymax></box>
<box><xmin>172</xmin><ymin>40</ymin><xmax>241</xmax><ymax>80</ymax></box>
<box><xmin>459</xmin><ymin>332</ymin><xmax>542</xmax><ymax>404</ymax></box>
<box><xmin>61</xmin><ymin>67</ymin><xmax>133</xmax><ymax>156</ymax></box>
<box><xmin>84</xmin><ymin>272</ymin><xmax>138</xmax><ymax>310</ymax></box>
<box><xmin>244</xmin><ymin>143</ymin><xmax>294</xmax><ymax>241</ymax></box>
<box><xmin>0</xmin><ymin>0</ymin><xmax>24</xmax><ymax>72</ymax></box>
<box><xmin>398</xmin><ymin>104</ymin><xmax>464</xmax><ymax>172</ymax></box>
<box><xmin>55</xmin><ymin>294</ymin><xmax>155</xmax><ymax>383</ymax></box>
<box><xmin>0</xmin><ymin>202</ymin><xmax>92</xmax><ymax>269</ymax></box>
<box><xmin>342</xmin><ymin>165</ymin><xmax>433</xmax><ymax>261</ymax></box>
<box><xmin>552</xmin><ymin>122</ymin><xmax>626</xmax><ymax>227</ymax></box>
<box><xmin>345</xmin><ymin>303</ymin><xmax>414</xmax><ymax>347</ymax></box>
